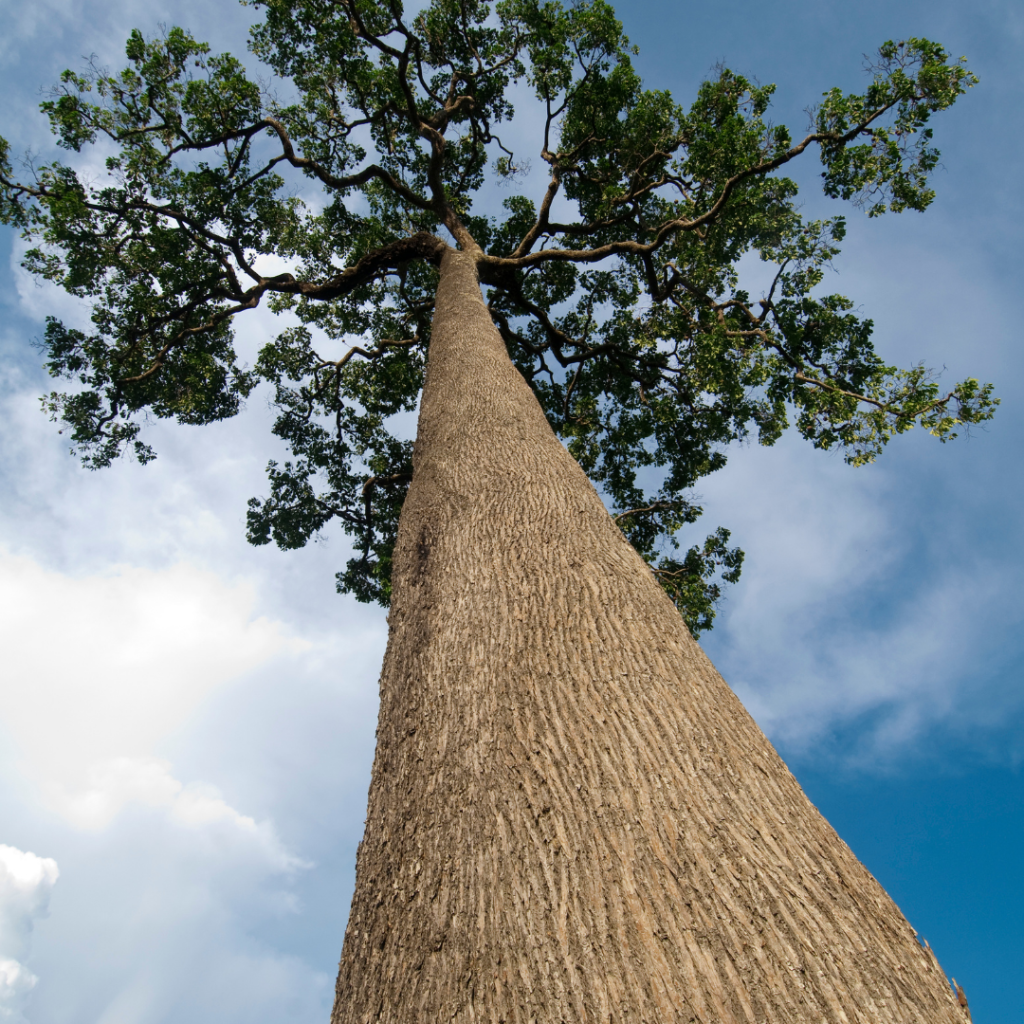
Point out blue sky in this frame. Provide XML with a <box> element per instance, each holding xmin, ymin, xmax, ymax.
<box><xmin>0</xmin><ymin>1</ymin><xmax>1020</xmax><ymax>1022</ymax></box>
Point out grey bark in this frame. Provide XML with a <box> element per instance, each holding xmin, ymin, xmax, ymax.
<box><xmin>331</xmin><ymin>247</ymin><xmax>968</xmax><ymax>1024</ymax></box>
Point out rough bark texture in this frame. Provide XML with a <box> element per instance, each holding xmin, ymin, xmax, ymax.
<box><xmin>332</xmin><ymin>249</ymin><xmax>967</xmax><ymax>1024</ymax></box>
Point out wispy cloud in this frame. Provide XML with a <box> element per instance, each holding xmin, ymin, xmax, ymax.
<box><xmin>698</xmin><ymin>422</ymin><xmax>1024</xmax><ymax>766</ymax></box>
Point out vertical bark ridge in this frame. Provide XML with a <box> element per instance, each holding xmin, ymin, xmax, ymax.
<box><xmin>332</xmin><ymin>248</ymin><xmax>965</xmax><ymax>1024</ymax></box>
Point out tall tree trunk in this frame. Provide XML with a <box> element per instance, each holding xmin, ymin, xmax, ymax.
<box><xmin>332</xmin><ymin>248</ymin><xmax>966</xmax><ymax>1024</ymax></box>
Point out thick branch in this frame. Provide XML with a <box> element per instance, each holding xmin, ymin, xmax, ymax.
<box><xmin>273</xmin><ymin>232</ymin><xmax>447</xmax><ymax>300</ymax></box>
<box><xmin>117</xmin><ymin>234</ymin><xmax>445</xmax><ymax>388</ymax></box>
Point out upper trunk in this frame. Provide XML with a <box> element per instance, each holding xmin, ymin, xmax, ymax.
<box><xmin>332</xmin><ymin>248</ymin><xmax>966</xmax><ymax>1024</ymax></box>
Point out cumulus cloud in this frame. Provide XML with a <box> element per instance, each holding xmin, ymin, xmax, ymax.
<box><xmin>0</xmin><ymin>845</ymin><xmax>58</xmax><ymax>1022</ymax></box>
<box><xmin>0</xmin><ymin>543</ymin><xmax>346</xmax><ymax>1023</ymax></box>
<box><xmin>42</xmin><ymin>757</ymin><xmax>307</xmax><ymax>873</ymax></box>
<box><xmin>0</xmin><ymin>549</ymin><xmax>308</xmax><ymax>826</ymax></box>
<box><xmin>19</xmin><ymin>797</ymin><xmax>333</xmax><ymax>1024</ymax></box>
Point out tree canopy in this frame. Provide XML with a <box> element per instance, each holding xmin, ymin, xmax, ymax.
<box><xmin>0</xmin><ymin>0</ymin><xmax>996</xmax><ymax>635</ymax></box>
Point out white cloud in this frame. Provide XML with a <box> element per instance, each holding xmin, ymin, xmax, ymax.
<box><xmin>0</xmin><ymin>845</ymin><xmax>58</xmax><ymax>1022</ymax></box>
<box><xmin>19</xmin><ymin>800</ymin><xmax>333</xmax><ymax>1024</ymax></box>
<box><xmin>0</xmin><ymin>547</ymin><xmax>328</xmax><ymax>890</ymax></box>
<box><xmin>42</xmin><ymin>757</ymin><xmax>309</xmax><ymax>873</ymax></box>
<box><xmin>0</xmin><ymin>549</ymin><xmax>307</xmax><ymax>826</ymax></box>
<box><xmin>0</xmin><ymin>958</ymin><xmax>37</xmax><ymax>1022</ymax></box>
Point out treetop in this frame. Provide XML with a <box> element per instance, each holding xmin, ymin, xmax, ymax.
<box><xmin>0</xmin><ymin>0</ymin><xmax>996</xmax><ymax>633</ymax></box>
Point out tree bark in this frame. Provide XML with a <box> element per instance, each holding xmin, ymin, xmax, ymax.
<box><xmin>332</xmin><ymin>248</ymin><xmax>967</xmax><ymax>1024</ymax></box>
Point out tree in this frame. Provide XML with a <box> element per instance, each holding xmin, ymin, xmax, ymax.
<box><xmin>0</xmin><ymin>2</ymin><xmax>995</xmax><ymax>1020</ymax></box>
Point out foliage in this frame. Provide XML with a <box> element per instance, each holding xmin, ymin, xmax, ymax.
<box><xmin>0</xmin><ymin>1</ymin><xmax>995</xmax><ymax>635</ymax></box>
